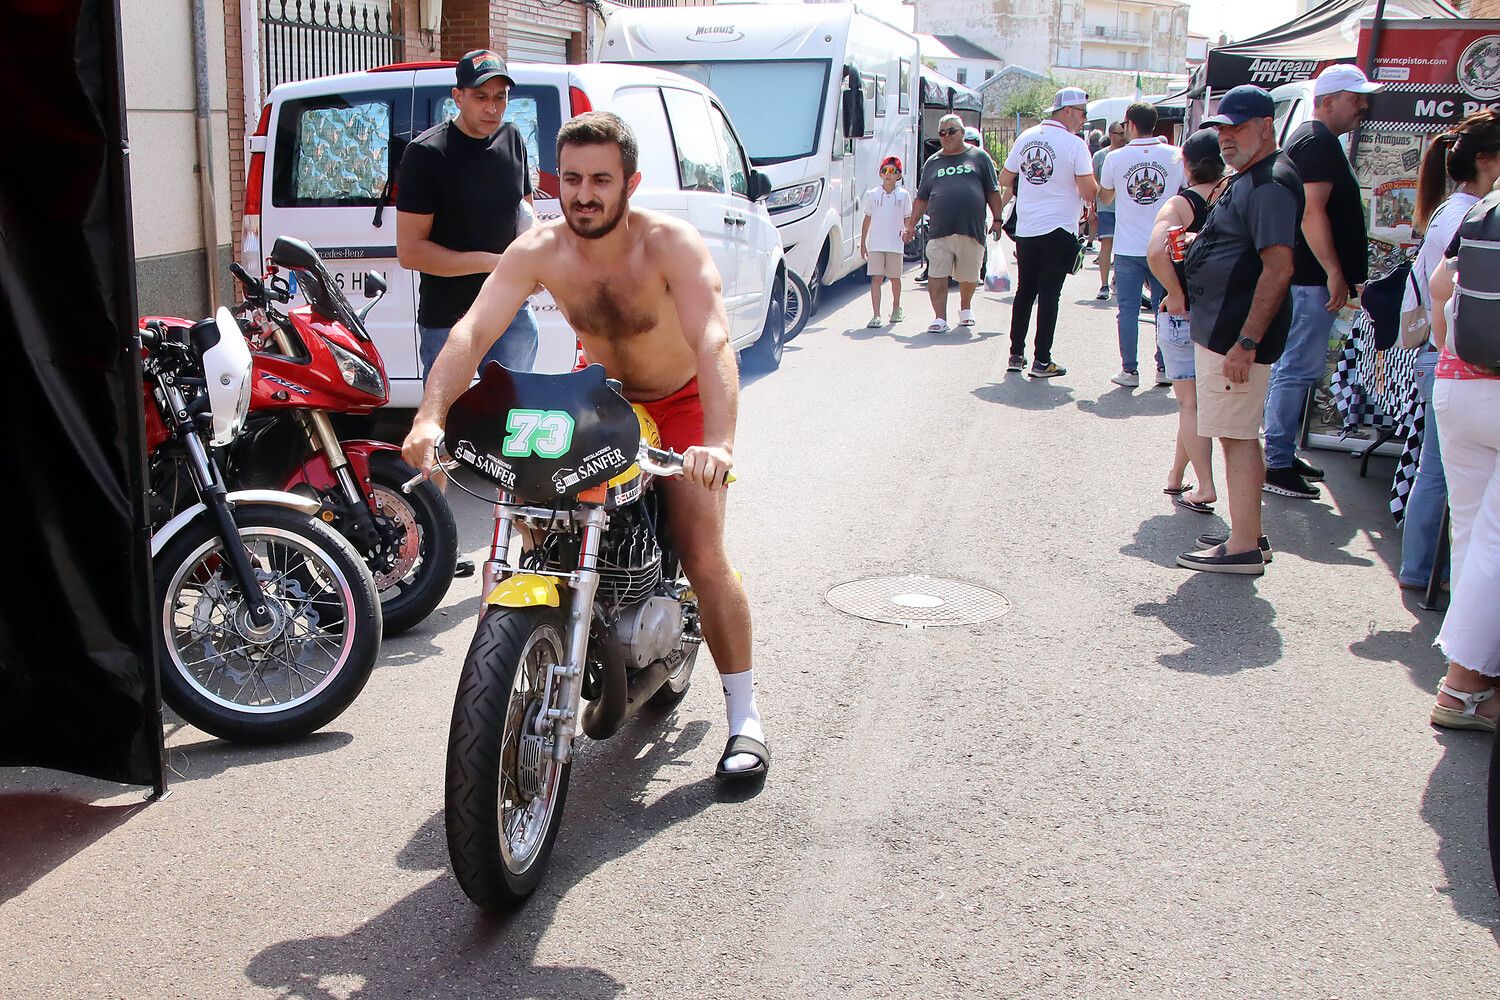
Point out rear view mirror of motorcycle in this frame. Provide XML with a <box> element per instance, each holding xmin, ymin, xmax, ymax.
<box><xmin>362</xmin><ymin>271</ymin><xmax>386</xmax><ymax>298</ymax></box>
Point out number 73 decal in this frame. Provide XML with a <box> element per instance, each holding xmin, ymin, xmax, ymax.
<box><xmin>502</xmin><ymin>409</ymin><xmax>575</xmax><ymax>459</ymax></box>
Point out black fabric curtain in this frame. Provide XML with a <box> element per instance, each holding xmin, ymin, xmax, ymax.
<box><xmin>0</xmin><ymin>0</ymin><xmax>165</xmax><ymax>789</ymax></box>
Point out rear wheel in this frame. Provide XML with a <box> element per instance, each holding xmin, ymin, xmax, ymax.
<box><xmin>366</xmin><ymin>452</ymin><xmax>458</xmax><ymax>634</ymax></box>
<box><xmin>783</xmin><ymin>269</ymin><xmax>811</xmax><ymax>341</ymax></box>
<box><xmin>446</xmin><ymin>607</ymin><xmax>572</xmax><ymax>911</ymax></box>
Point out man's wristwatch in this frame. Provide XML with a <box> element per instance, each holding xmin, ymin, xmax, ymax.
<box><xmin>1236</xmin><ymin>335</ymin><xmax>1258</xmax><ymax>352</ymax></box>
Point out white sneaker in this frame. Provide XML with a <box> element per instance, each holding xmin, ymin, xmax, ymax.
<box><xmin>1110</xmin><ymin>370</ymin><xmax>1141</xmax><ymax>387</ymax></box>
<box><xmin>958</xmin><ymin>308</ymin><xmax>976</xmax><ymax>327</ymax></box>
<box><xmin>1155</xmin><ymin>367</ymin><xmax>1172</xmax><ymax>386</ymax></box>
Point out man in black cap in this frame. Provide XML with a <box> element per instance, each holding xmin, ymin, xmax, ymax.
<box><xmin>397</xmin><ymin>50</ymin><xmax>538</xmax><ymax>377</ymax></box>
<box><xmin>1177</xmin><ymin>85</ymin><xmax>1304</xmax><ymax>576</ymax></box>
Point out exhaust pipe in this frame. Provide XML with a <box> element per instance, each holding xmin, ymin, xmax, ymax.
<box><xmin>582</xmin><ymin>658</ymin><xmax>671</xmax><ymax>740</ymax></box>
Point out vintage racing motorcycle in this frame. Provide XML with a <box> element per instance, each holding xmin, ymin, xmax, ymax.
<box><xmin>407</xmin><ymin>363</ymin><xmax>721</xmax><ymax>910</ymax></box>
<box><xmin>141</xmin><ymin>312</ymin><xmax>382</xmax><ymax>743</ymax></box>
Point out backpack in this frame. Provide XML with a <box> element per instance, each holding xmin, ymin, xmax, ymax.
<box><xmin>1359</xmin><ymin>256</ymin><xmax>1413</xmax><ymax>353</ymax></box>
<box><xmin>1453</xmin><ymin>189</ymin><xmax>1500</xmax><ymax>369</ymax></box>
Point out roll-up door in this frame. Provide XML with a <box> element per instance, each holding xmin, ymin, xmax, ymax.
<box><xmin>507</xmin><ymin>25</ymin><xmax>570</xmax><ymax>65</ymax></box>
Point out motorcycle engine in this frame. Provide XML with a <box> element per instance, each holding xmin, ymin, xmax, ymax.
<box><xmin>597</xmin><ymin>596</ymin><xmax>684</xmax><ymax>672</ymax></box>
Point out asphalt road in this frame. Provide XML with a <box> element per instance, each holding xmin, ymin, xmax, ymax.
<box><xmin>3</xmin><ymin>257</ymin><xmax>1495</xmax><ymax>998</ymax></box>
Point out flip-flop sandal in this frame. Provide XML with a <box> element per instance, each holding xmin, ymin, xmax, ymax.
<box><xmin>1163</xmin><ymin>484</ymin><xmax>1194</xmax><ymax>496</ymax></box>
<box><xmin>1173</xmin><ymin>495</ymin><xmax>1215</xmax><ymax>514</ymax></box>
<box><xmin>716</xmin><ymin>735</ymin><xmax>770</xmax><ymax>781</ymax></box>
<box><xmin>958</xmin><ymin>309</ymin><xmax>976</xmax><ymax>327</ymax></box>
<box><xmin>926</xmin><ymin>320</ymin><xmax>949</xmax><ymax>334</ymax></box>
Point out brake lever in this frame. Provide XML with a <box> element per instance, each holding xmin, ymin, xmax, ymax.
<box><xmin>401</xmin><ymin>437</ymin><xmax>457</xmax><ymax>494</ymax></box>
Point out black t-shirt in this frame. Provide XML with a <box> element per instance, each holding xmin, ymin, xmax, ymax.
<box><xmin>1183</xmin><ymin>151</ymin><xmax>1304</xmax><ymax>363</ymax></box>
<box><xmin>396</xmin><ymin>119</ymin><xmax>531</xmax><ymax>328</ymax></box>
<box><xmin>1285</xmin><ymin>120</ymin><xmax>1366</xmax><ymax>289</ymax></box>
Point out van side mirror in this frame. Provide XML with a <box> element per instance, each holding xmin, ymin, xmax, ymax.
<box><xmin>750</xmin><ymin>170</ymin><xmax>773</xmax><ymax>202</ymax></box>
<box><xmin>363</xmin><ymin>271</ymin><xmax>386</xmax><ymax>298</ymax></box>
<box><xmin>841</xmin><ymin>64</ymin><xmax>865</xmax><ymax>140</ymax></box>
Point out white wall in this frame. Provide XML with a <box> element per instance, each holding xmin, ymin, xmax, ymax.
<box><xmin>930</xmin><ymin>58</ymin><xmax>1002</xmax><ymax>87</ymax></box>
<box><xmin>121</xmin><ymin>0</ymin><xmax>233</xmax><ymax>262</ymax></box>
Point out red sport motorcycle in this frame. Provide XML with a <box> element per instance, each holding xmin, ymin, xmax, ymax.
<box><xmin>212</xmin><ymin>237</ymin><xmax>459</xmax><ymax>634</ymax></box>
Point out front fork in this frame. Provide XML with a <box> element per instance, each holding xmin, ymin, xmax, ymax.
<box><xmin>486</xmin><ymin>499</ymin><xmax>606</xmax><ymax>771</ymax></box>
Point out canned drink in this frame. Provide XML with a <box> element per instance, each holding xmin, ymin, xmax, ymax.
<box><xmin>1166</xmin><ymin>225</ymin><xmax>1188</xmax><ymax>263</ymax></box>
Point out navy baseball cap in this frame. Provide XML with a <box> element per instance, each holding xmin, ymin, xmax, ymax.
<box><xmin>1181</xmin><ymin>127</ymin><xmax>1222</xmax><ymax>163</ymax></box>
<box><xmin>1203</xmin><ymin>86</ymin><xmax>1275</xmax><ymax>126</ymax></box>
<box><xmin>457</xmin><ymin>49</ymin><xmax>514</xmax><ymax>89</ymax></box>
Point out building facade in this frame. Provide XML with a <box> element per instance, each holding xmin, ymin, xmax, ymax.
<box><xmin>916</xmin><ymin>33</ymin><xmax>1006</xmax><ymax>86</ymax></box>
<box><xmin>915</xmin><ymin>0</ymin><xmax>1187</xmax><ymax>77</ymax></box>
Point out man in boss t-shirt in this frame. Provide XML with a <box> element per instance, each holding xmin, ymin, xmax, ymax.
<box><xmin>397</xmin><ymin>51</ymin><xmax>538</xmax><ymax>378</ymax></box>
<box><xmin>909</xmin><ymin>114</ymin><xmax>1003</xmax><ymax>334</ymax></box>
<box><xmin>1262</xmin><ymin>64</ymin><xmax>1384</xmax><ymax>500</ymax></box>
<box><xmin>1099</xmin><ymin>102</ymin><xmax>1182</xmax><ymax>387</ymax></box>
<box><xmin>999</xmin><ymin>88</ymin><xmax>1097</xmax><ymax>378</ymax></box>
<box><xmin>1179</xmin><ymin>86</ymin><xmax>1303</xmax><ymax>577</ymax></box>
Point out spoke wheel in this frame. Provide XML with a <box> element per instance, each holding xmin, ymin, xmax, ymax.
<box><xmin>783</xmin><ymin>269</ymin><xmax>811</xmax><ymax>341</ymax></box>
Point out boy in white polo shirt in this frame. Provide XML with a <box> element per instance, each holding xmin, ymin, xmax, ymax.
<box><xmin>1099</xmin><ymin>101</ymin><xmax>1183</xmax><ymax>386</ymax></box>
<box><xmin>860</xmin><ymin>155</ymin><xmax>913</xmax><ymax>327</ymax></box>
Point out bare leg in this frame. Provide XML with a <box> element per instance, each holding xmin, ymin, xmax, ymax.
<box><xmin>661</xmin><ymin>478</ymin><xmax>751</xmax><ymax>674</ymax></box>
<box><xmin>869</xmin><ymin>276</ymin><xmax>883</xmax><ymax>315</ymax></box>
<box><xmin>1168</xmin><ymin>434</ymin><xmax>1189</xmax><ymax>492</ymax></box>
<box><xmin>1098</xmin><ymin>237</ymin><xmax>1114</xmax><ymax>290</ymax></box>
<box><xmin>1175</xmin><ymin>380</ymin><xmax>1216</xmax><ymax>504</ymax></box>
<box><xmin>890</xmin><ymin>276</ymin><xmax>902</xmax><ymax>310</ymax></box>
<box><xmin>1218</xmin><ymin>436</ymin><xmax>1264</xmax><ymax>554</ymax></box>
<box><xmin>927</xmin><ymin>275</ymin><xmax>950</xmax><ymax>321</ymax></box>
<box><xmin>1436</xmin><ymin>661</ymin><xmax>1500</xmax><ymax>722</ymax></box>
<box><xmin>958</xmin><ymin>280</ymin><xmax>977</xmax><ymax>310</ymax></box>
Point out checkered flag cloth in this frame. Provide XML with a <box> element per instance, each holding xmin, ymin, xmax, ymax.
<box><xmin>1390</xmin><ymin>392</ymin><xmax>1425</xmax><ymax>527</ymax></box>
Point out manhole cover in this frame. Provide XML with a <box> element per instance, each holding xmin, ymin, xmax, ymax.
<box><xmin>825</xmin><ymin>575</ymin><xmax>1009</xmax><ymax>628</ymax></box>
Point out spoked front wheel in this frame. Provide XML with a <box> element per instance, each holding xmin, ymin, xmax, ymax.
<box><xmin>446</xmin><ymin>606</ymin><xmax>572</xmax><ymax>910</ymax></box>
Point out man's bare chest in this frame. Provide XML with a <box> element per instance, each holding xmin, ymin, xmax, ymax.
<box><xmin>546</xmin><ymin>265</ymin><xmax>665</xmax><ymax>341</ymax></box>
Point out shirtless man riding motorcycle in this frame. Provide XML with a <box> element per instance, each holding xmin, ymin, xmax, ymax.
<box><xmin>402</xmin><ymin>112</ymin><xmax>768</xmax><ymax>780</ymax></box>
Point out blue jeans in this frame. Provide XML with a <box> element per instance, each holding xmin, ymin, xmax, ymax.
<box><xmin>1400</xmin><ymin>351</ymin><xmax>1450</xmax><ymax>586</ymax></box>
<box><xmin>1113</xmin><ymin>254</ymin><xmax>1164</xmax><ymax>373</ymax></box>
<box><xmin>419</xmin><ymin>304</ymin><xmax>538</xmax><ymax>380</ymax></box>
<box><xmin>1264</xmin><ymin>284</ymin><xmax>1335</xmax><ymax>469</ymax></box>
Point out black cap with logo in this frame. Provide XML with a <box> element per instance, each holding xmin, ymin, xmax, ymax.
<box><xmin>456</xmin><ymin>49</ymin><xmax>515</xmax><ymax>90</ymax></box>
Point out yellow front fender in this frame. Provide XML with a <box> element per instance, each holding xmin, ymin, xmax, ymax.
<box><xmin>484</xmin><ymin>574</ymin><xmax>562</xmax><ymax>608</ymax></box>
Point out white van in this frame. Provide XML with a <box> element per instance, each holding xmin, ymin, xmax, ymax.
<box><xmin>242</xmin><ymin>62</ymin><xmax>788</xmax><ymax>408</ymax></box>
<box><xmin>601</xmin><ymin>1</ymin><xmax>920</xmax><ymax>317</ymax></box>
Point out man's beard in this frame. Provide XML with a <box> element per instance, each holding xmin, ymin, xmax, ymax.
<box><xmin>563</xmin><ymin>196</ymin><xmax>628</xmax><ymax>240</ymax></box>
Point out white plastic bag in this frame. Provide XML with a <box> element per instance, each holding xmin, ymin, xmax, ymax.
<box><xmin>984</xmin><ymin>235</ymin><xmax>1011</xmax><ymax>293</ymax></box>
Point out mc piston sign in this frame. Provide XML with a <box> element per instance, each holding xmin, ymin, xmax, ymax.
<box><xmin>1358</xmin><ymin>18</ymin><xmax>1500</xmax><ymax>132</ymax></box>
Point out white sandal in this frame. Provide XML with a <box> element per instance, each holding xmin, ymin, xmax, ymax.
<box><xmin>927</xmin><ymin>318</ymin><xmax>949</xmax><ymax>333</ymax></box>
<box><xmin>1431</xmin><ymin>682</ymin><xmax>1498</xmax><ymax>732</ymax></box>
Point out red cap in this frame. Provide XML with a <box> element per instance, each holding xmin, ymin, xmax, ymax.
<box><xmin>880</xmin><ymin>155</ymin><xmax>903</xmax><ymax>174</ymax></box>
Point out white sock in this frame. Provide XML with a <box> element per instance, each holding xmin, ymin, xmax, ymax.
<box><xmin>721</xmin><ymin>670</ymin><xmax>765</xmax><ymax>773</ymax></box>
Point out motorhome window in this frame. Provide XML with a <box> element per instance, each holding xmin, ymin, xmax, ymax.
<box><xmin>661</xmin><ymin>89</ymin><xmax>727</xmax><ymax>193</ymax></box>
<box><xmin>273</xmin><ymin>96</ymin><xmax>394</xmax><ymax>207</ymax></box>
<box><xmin>648</xmin><ymin>60</ymin><xmax>829</xmax><ymax>165</ymax></box>
<box><xmin>899</xmin><ymin>60</ymin><xmax>911</xmax><ymax>114</ymax></box>
<box><xmin>431</xmin><ymin>85</ymin><xmax>560</xmax><ymax>181</ymax></box>
<box><xmin>709</xmin><ymin>103</ymin><xmax>750</xmax><ymax>197</ymax></box>
<box><xmin>874</xmin><ymin>74</ymin><xmax>886</xmax><ymax>117</ymax></box>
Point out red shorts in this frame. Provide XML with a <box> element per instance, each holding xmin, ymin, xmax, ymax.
<box><xmin>638</xmin><ymin>378</ymin><xmax>704</xmax><ymax>455</ymax></box>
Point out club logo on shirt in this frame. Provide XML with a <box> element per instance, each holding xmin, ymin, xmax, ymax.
<box><xmin>1125</xmin><ymin>162</ymin><xmax>1169</xmax><ymax>206</ymax></box>
<box><xmin>1020</xmin><ymin>143</ymin><xmax>1055</xmax><ymax>185</ymax></box>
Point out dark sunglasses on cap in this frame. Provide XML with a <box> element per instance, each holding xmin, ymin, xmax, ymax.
<box><xmin>938</xmin><ymin>127</ymin><xmax>961</xmax><ymax>136</ymax></box>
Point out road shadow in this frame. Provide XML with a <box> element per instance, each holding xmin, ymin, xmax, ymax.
<box><xmin>1260</xmin><ymin>483</ymin><xmax>1373</xmax><ymax>568</ymax></box>
<box><xmin>1132</xmin><ymin>571</ymin><xmax>1282</xmax><ymax>674</ymax></box>
<box><xmin>1075</xmin><ymin>384</ymin><xmax>1177</xmax><ymax>420</ymax></box>
<box><xmin>0</xmin><ymin>786</ymin><xmax>148</xmax><ymax>905</ymax></box>
<box><xmin>160</xmin><ymin>729</ymin><xmax>356</xmax><ymax>786</ymax></box>
<box><xmin>972</xmin><ymin>377</ymin><xmax>1077</xmax><ymax>411</ymax></box>
<box><xmin>1348</xmin><ymin>619</ymin><xmax>1444</xmax><ymax>697</ymax></box>
<box><xmin>245</xmin><ymin>713</ymin><xmax>741</xmax><ymax>999</ymax></box>
<box><xmin>846</xmin><ymin>325</ymin><xmax>1003</xmax><ymax>349</ymax></box>
<box><xmin>1119</xmin><ymin>512</ymin><xmax>1226</xmax><ymax>567</ymax></box>
<box><xmin>1421</xmin><ymin>731</ymin><xmax>1500</xmax><ymax>941</ymax></box>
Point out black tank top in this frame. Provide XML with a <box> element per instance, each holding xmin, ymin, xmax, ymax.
<box><xmin>1180</xmin><ymin>189</ymin><xmax>1211</xmax><ymax>234</ymax></box>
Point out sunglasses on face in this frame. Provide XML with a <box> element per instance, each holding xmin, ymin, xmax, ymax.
<box><xmin>880</xmin><ymin>166</ymin><xmax>900</xmax><ymax>174</ymax></box>
<box><xmin>939</xmin><ymin>127</ymin><xmax>960</xmax><ymax>136</ymax></box>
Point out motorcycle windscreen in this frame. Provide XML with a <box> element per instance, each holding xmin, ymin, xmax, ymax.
<box><xmin>445</xmin><ymin>363</ymin><xmax>640</xmax><ymax>504</ymax></box>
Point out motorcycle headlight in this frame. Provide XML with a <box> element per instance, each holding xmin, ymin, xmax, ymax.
<box><xmin>765</xmin><ymin>180</ymin><xmax>822</xmax><ymax>214</ymax></box>
<box><xmin>325</xmin><ymin>338</ymin><xmax>387</xmax><ymax>401</ymax></box>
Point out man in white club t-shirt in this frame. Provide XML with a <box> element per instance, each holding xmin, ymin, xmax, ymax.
<box><xmin>1099</xmin><ymin>101</ymin><xmax>1183</xmax><ymax>386</ymax></box>
<box><xmin>999</xmin><ymin>87</ymin><xmax>1098</xmax><ymax>378</ymax></box>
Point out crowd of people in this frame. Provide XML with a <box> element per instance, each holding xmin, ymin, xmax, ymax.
<box><xmin>865</xmin><ymin>73</ymin><xmax>1500</xmax><ymax>729</ymax></box>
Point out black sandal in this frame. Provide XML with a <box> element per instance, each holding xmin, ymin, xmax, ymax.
<box><xmin>716</xmin><ymin>735</ymin><xmax>770</xmax><ymax>781</ymax></box>
<box><xmin>1163</xmin><ymin>484</ymin><xmax>1194</xmax><ymax>496</ymax></box>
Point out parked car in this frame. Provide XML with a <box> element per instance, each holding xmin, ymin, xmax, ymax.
<box><xmin>602</xmin><ymin>2</ymin><xmax>921</xmax><ymax>321</ymax></box>
<box><xmin>241</xmin><ymin>61</ymin><xmax>789</xmax><ymax>408</ymax></box>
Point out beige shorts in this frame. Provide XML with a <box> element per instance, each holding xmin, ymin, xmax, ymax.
<box><xmin>1195</xmin><ymin>344</ymin><xmax>1272</xmax><ymax>440</ymax></box>
<box><xmin>925</xmin><ymin>234</ymin><xmax>983</xmax><ymax>283</ymax></box>
<box><xmin>866</xmin><ymin>250</ymin><xmax>903</xmax><ymax>278</ymax></box>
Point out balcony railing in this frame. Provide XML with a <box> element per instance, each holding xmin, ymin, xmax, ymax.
<box><xmin>1085</xmin><ymin>25</ymin><xmax>1149</xmax><ymax>44</ymax></box>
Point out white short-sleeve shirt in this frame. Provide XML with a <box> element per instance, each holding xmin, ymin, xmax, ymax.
<box><xmin>1100</xmin><ymin>138</ymin><xmax>1184</xmax><ymax>257</ymax></box>
<box><xmin>1003</xmin><ymin>119</ymin><xmax>1093</xmax><ymax>239</ymax></box>
<box><xmin>861</xmin><ymin>185</ymin><xmax>913</xmax><ymax>254</ymax></box>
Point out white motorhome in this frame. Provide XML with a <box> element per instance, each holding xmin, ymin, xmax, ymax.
<box><xmin>602</xmin><ymin>1</ymin><xmax>920</xmax><ymax>316</ymax></box>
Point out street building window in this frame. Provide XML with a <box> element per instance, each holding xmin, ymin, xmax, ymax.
<box><xmin>956</xmin><ymin>68</ymin><xmax>967</xmax><ymax>85</ymax></box>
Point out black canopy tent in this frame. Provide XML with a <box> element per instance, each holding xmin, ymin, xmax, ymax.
<box><xmin>920</xmin><ymin>66</ymin><xmax>983</xmax><ymax>116</ymax></box>
<box><xmin>1190</xmin><ymin>0</ymin><xmax>1460</xmax><ymax>96</ymax></box>
<box><xmin>0</xmin><ymin>0</ymin><xmax>166</xmax><ymax>792</ymax></box>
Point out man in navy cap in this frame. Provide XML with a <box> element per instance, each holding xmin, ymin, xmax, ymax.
<box><xmin>1176</xmin><ymin>85</ymin><xmax>1304</xmax><ymax>575</ymax></box>
<box><xmin>397</xmin><ymin>50</ymin><xmax>538</xmax><ymax>378</ymax></box>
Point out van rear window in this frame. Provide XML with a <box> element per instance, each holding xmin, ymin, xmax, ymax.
<box><xmin>422</xmin><ymin>85</ymin><xmax>561</xmax><ymax>194</ymax></box>
<box><xmin>272</xmin><ymin>94</ymin><xmax>397</xmax><ymax>207</ymax></box>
